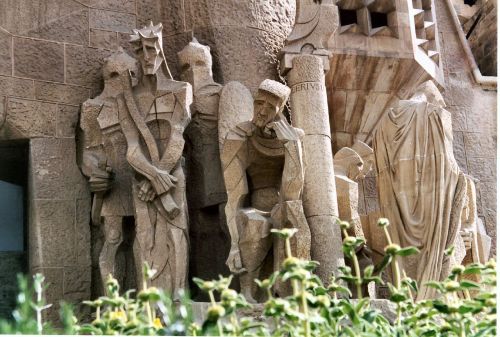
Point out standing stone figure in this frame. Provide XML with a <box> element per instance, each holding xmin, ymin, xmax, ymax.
<box><xmin>177</xmin><ymin>39</ymin><xmax>229</xmax><ymax>293</ymax></box>
<box><xmin>79</xmin><ymin>22</ymin><xmax>191</xmax><ymax>294</ymax></box>
<box><xmin>373</xmin><ymin>81</ymin><xmax>467</xmax><ymax>300</ymax></box>
<box><xmin>333</xmin><ymin>141</ymin><xmax>375</xmax><ymax>298</ymax></box>
<box><xmin>220</xmin><ymin>79</ymin><xmax>311</xmax><ymax>302</ymax></box>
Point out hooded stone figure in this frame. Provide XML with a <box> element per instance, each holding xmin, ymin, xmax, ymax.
<box><xmin>373</xmin><ymin>80</ymin><xmax>467</xmax><ymax>300</ymax></box>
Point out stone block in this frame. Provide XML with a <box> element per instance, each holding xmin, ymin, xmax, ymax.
<box><xmin>2</xmin><ymin>98</ymin><xmax>56</xmax><ymax>139</ymax></box>
<box><xmin>56</xmin><ymin>104</ymin><xmax>80</xmax><ymax>138</ymax></box>
<box><xmin>362</xmin><ymin>176</ymin><xmax>378</xmax><ymax>198</ymax></box>
<box><xmin>75</xmin><ymin>198</ymin><xmax>91</xmax><ymax>267</ymax></box>
<box><xmin>89</xmin><ymin>9</ymin><xmax>136</xmax><ymax>34</ymax></box>
<box><xmin>452</xmin><ymin>131</ymin><xmax>468</xmax><ymax>173</ymax></box>
<box><xmin>31</xmin><ymin>200</ymin><xmax>75</xmax><ymax>267</ymax></box>
<box><xmin>158</xmin><ymin>0</ymin><xmax>185</xmax><ymax>35</ymax></box>
<box><xmin>81</xmin><ymin>0</ymin><xmax>136</xmax><ymax>14</ymax></box>
<box><xmin>30</xmin><ymin>138</ymin><xmax>89</xmax><ymax>200</ymax></box>
<box><xmin>136</xmin><ymin>0</ymin><xmax>163</xmax><ymax>28</ymax></box>
<box><xmin>0</xmin><ymin>30</ymin><xmax>11</xmax><ymax>76</ymax></box>
<box><xmin>447</xmin><ymin>105</ymin><xmax>467</xmax><ymax>131</ymax></box>
<box><xmin>65</xmin><ymin>45</ymin><xmax>112</xmax><ymax>87</ymax></box>
<box><xmin>29</xmin><ymin>9</ymin><xmax>89</xmax><ymax>45</ymax></box>
<box><xmin>35</xmin><ymin>82</ymin><xmax>90</xmax><ymax>105</ymax></box>
<box><xmin>463</xmin><ymin>132</ymin><xmax>496</xmax><ymax>159</ymax></box>
<box><xmin>0</xmin><ymin>76</ymin><xmax>34</xmax><ymax>99</ymax></box>
<box><xmin>467</xmin><ymin>157</ymin><xmax>496</xmax><ymax>182</ymax></box>
<box><xmin>90</xmin><ymin>29</ymin><xmax>119</xmax><ymax>50</ymax></box>
<box><xmin>365</xmin><ymin>197</ymin><xmax>380</xmax><ymax>213</ymax></box>
<box><xmin>13</xmin><ymin>38</ymin><xmax>64</xmax><ymax>82</ymax></box>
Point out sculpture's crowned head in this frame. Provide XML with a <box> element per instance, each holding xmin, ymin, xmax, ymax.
<box><xmin>103</xmin><ymin>49</ymin><xmax>139</xmax><ymax>86</ymax></box>
<box><xmin>178</xmin><ymin>38</ymin><xmax>213</xmax><ymax>85</ymax></box>
<box><xmin>412</xmin><ymin>80</ymin><xmax>445</xmax><ymax>108</ymax></box>
<box><xmin>130</xmin><ymin>22</ymin><xmax>164</xmax><ymax>75</ymax></box>
<box><xmin>252</xmin><ymin>79</ymin><xmax>291</xmax><ymax>128</ymax></box>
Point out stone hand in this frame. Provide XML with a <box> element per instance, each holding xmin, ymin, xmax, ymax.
<box><xmin>89</xmin><ymin>166</ymin><xmax>113</xmax><ymax>193</ymax></box>
<box><xmin>269</xmin><ymin>119</ymin><xmax>304</xmax><ymax>142</ymax></box>
<box><xmin>460</xmin><ymin>230</ymin><xmax>473</xmax><ymax>251</ymax></box>
<box><xmin>138</xmin><ymin>179</ymin><xmax>156</xmax><ymax>202</ymax></box>
<box><xmin>226</xmin><ymin>245</ymin><xmax>246</xmax><ymax>274</ymax></box>
<box><xmin>150</xmin><ymin>168</ymin><xmax>178</xmax><ymax>195</ymax></box>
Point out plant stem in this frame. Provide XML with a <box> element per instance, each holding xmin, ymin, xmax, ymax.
<box><xmin>285</xmin><ymin>237</ymin><xmax>292</xmax><ymax>258</ymax></box>
<box><xmin>300</xmin><ymin>284</ymin><xmax>310</xmax><ymax>337</ymax></box>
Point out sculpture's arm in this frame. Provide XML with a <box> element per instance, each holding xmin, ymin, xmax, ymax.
<box><xmin>78</xmin><ymin>101</ymin><xmax>113</xmax><ymax>192</ymax></box>
<box><xmin>270</xmin><ymin>119</ymin><xmax>306</xmax><ymax>201</ymax></box>
<box><xmin>221</xmin><ymin>134</ymin><xmax>249</xmax><ymax>274</ymax></box>
<box><xmin>116</xmin><ymin>94</ymin><xmax>177</xmax><ymax>196</ymax></box>
<box><xmin>158</xmin><ymin>87</ymin><xmax>191</xmax><ymax>172</ymax></box>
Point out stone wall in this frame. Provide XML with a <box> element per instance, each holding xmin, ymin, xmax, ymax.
<box><xmin>0</xmin><ymin>0</ymin><xmax>296</xmax><ymax>315</ymax></box>
<box><xmin>435</xmin><ymin>0</ymin><xmax>497</xmax><ymax>255</ymax></box>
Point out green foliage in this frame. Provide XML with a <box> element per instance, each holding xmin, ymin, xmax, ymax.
<box><xmin>0</xmin><ymin>218</ymin><xmax>496</xmax><ymax>336</ymax></box>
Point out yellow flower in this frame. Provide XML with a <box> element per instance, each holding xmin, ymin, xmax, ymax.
<box><xmin>109</xmin><ymin>310</ymin><xmax>127</xmax><ymax>323</ymax></box>
<box><xmin>153</xmin><ymin>317</ymin><xmax>163</xmax><ymax>329</ymax></box>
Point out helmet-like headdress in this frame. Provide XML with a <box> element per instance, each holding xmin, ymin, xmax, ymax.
<box><xmin>130</xmin><ymin>21</ymin><xmax>163</xmax><ymax>49</ymax></box>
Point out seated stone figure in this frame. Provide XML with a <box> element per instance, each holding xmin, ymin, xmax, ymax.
<box><xmin>219</xmin><ymin>79</ymin><xmax>311</xmax><ymax>302</ymax></box>
<box><xmin>373</xmin><ymin>80</ymin><xmax>470</xmax><ymax>300</ymax></box>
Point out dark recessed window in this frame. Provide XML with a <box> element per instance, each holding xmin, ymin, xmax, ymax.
<box><xmin>370</xmin><ymin>11</ymin><xmax>388</xmax><ymax>28</ymax></box>
<box><xmin>464</xmin><ymin>0</ymin><xmax>477</xmax><ymax>6</ymax></box>
<box><xmin>339</xmin><ymin>9</ymin><xmax>358</xmax><ymax>26</ymax></box>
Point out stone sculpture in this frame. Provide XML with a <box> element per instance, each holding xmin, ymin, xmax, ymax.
<box><xmin>373</xmin><ymin>80</ymin><xmax>468</xmax><ymax>300</ymax></box>
<box><xmin>79</xmin><ymin>22</ymin><xmax>191</xmax><ymax>294</ymax></box>
<box><xmin>177</xmin><ymin>39</ymin><xmax>229</xmax><ymax>293</ymax></box>
<box><xmin>459</xmin><ymin>175</ymin><xmax>491</xmax><ymax>269</ymax></box>
<box><xmin>219</xmin><ymin>79</ymin><xmax>311</xmax><ymax>302</ymax></box>
<box><xmin>333</xmin><ymin>141</ymin><xmax>375</xmax><ymax>297</ymax></box>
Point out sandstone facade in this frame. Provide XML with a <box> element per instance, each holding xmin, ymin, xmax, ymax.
<box><xmin>0</xmin><ymin>0</ymin><xmax>495</xmax><ymax>316</ymax></box>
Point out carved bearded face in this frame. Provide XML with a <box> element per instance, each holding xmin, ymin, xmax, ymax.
<box><xmin>136</xmin><ymin>38</ymin><xmax>163</xmax><ymax>75</ymax></box>
<box><xmin>252</xmin><ymin>91</ymin><xmax>281</xmax><ymax>128</ymax></box>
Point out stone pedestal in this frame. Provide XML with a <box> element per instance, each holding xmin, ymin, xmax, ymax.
<box><xmin>286</xmin><ymin>55</ymin><xmax>344</xmax><ymax>282</ymax></box>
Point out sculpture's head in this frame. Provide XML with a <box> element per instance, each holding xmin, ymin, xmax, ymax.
<box><xmin>130</xmin><ymin>22</ymin><xmax>164</xmax><ymax>75</ymax></box>
<box><xmin>178</xmin><ymin>38</ymin><xmax>213</xmax><ymax>87</ymax></box>
<box><xmin>252</xmin><ymin>79</ymin><xmax>291</xmax><ymax>128</ymax></box>
<box><xmin>412</xmin><ymin>80</ymin><xmax>445</xmax><ymax>108</ymax></box>
<box><xmin>103</xmin><ymin>49</ymin><xmax>139</xmax><ymax>87</ymax></box>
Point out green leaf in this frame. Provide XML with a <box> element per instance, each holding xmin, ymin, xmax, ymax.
<box><xmin>374</xmin><ymin>254</ymin><xmax>392</xmax><ymax>275</ymax></box>
<box><xmin>459</xmin><ymin>280</ymin><xmax>481</xmax><ymax>289</ymax></box>
<box><xmin>395</xmin><ymin>246</ymin><xmax>420</xmax><ymax>257</ymax></box>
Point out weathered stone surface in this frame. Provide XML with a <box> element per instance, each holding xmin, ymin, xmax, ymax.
<box><xmin>0</xmin><ymin>0</ymin><xmax>84</xmax><ymax>38</ymax></box>
<box><xmin>0</xmin><ymin>76</ymin><xmax>34</xmax><ymax>99</ymax></box>
<box><xmin>0</xmin><ymin>29</ymin><xmax>11</xmax><ymax>76</ymax></box>
<box><xmin>89</xmin><ymin>9</ymin><xmax>136</xmax><ymax>34</ymax></box>
<box><xmin>90</xmin><ymin>29</ymin><xmax>119</xmax><ymax>50</ymax></box>
<box><xmin>65</xmin><ymin>45</ymin><xmax>112</xmax><ymax>87</ymax></box>
<box><xmin>29</xmin><ymin>9</ymin><xmax>89</xmax><ymax>45</ymax></box>
<box><xmin>35</xmin><ymin>82</ymin><xmax>90</xmax><ymax>105</ymax></box>
<box><xmin>30</xmin><ymin>138</ymin><xmax>88</xmax><ymax>200</ymax></box>
<box><xmin>81</xmin><ymin>0</ymin><xmax>136</xmax><ymax>14</ymax></box>
<box><xmin>56</xmin><ymin>104</ymin><xmax>80</xmax><ymax>138</ymax></box>
<box><xmin>13</xmin><ymin>38</ymin><xmax>64</xmax><ymax>82</ymax></box>
<box><xmin>2</xmin><ymin>98</ymin><xmax>56</xmax><ymax>139</ymax></box>
<box><xmin>30</xmin><ymin>200</ymin><xmax>76</xmax><ymax>268</ymax></box>
<box><xmin>463</xmin><ymin>132</ymin><xmax>496</xmax><ymax>159</ymax></box>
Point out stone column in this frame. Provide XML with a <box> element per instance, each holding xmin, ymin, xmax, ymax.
<box><xmin>286</xmin><ymin>55</ymin><xmax>344</xmax><ymax>283</ymax></box>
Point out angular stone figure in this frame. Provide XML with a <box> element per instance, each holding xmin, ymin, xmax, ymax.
<box><xmin>333</xmin><ymin>141</ymin><xmax>375</xmax><ymax>298</ymax></box>
<box><xmin>459</xmin><ymin>175</ymin><xmax>491</xmax><ymax>269</ymax></box>
<box><xmin>79</xmin><ymin>51</ymin><xmax>138</xmax><ymax>291</ymax></box>
<box><xmin>373</xmin><ymin>81</ymin><xmax>468</xmax><ymax>300</ymax></box>
<box><xmin>219</xmin><ymin>79</ymin><xmax>311</xmax><ymax>302</ymax></box>
<box><xmin>177</xmin><ymin>39</ymin><xmax>229</xmax><ymax>293</ymax></box>
<box><xmin>80</xmin><ymin>22</ymin><xmax>192</xmax><ymax>295</ymax></box>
